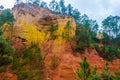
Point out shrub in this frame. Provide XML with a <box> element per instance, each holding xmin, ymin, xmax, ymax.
<box><xmin>50</xmin><ymin>24</ymin><xmax>58</xmax><ymax>39</ymax></box>
<box><xmin>102</xmin><ymin>46</ymin><xmax>120</xmax><ymax>61</ymax></box>
<box><xmin>51</xmin><ymin>55</ymin><xmax>58</xmax><ymax>69</ymax></box>
<box><xmin>63</xmin><ymin>21</ymin><xmax>72</xmax><ymax>40</ymax></box>
<box><xmin>76</xmin><ymin>57</ymin><xmax>91</xmax><ymax>80</ymax></box>
<box><xmin>0</xmin><ymin>66</ymin><xmax>6</xmax><ymax>73</ymax></box>
<box><xmin>100</xmin><ymin>62</ymin><xmax>114</xmax><ymax>80</ymax></box>
<box><xmin>75</xmin><ymin>41</ymin><xmax>86</xmax><ymax>53</ymax></box>
<box><xmin>75</xmin><ymin>26</ymin><xmax>94</xmax><ymax>53</ymax></box>
<box><xmin>0</xmin><ymin>55</ymin><xmax>13</xmax><ymax>66</ymax></box>
<box><xmin>114</xmin><ymin>66</ymin><xmax>120</xmax><ymax>80</ymax></box>
<box><xmin>0</xmin><ymin>36</ymin><xmax>15</xmax><ymax>55</ymax></box>
<box><xmin>102</xmin><ymin>33</ymin><xmax>110</xmax><ymax>45</ymax></box>
<box><xmin>18</xmin><ymin>71</ymin><xmax>28</xmax><ymax>80</ymax></box>
<box><xmin>94</xmin><ymin>43</ymin><xmax>100</xmax><ymax>52</ymax></box>
<box><xmin>90</xmin><ymin>66</ymin><xmax>101</xmax><ymax>80</ymax></box>
<box><xmin>38</xmin><ymin>53</ymin><xmax>44</xmax><ymax>67</ymax></box>
<box><xmin>23</xmin><ymin>48</ymin><xmax>36</xmax><ymax>59</ymax></box>
<box><xmin>100</xmin><ymin>71</ymin><xmax>114</xmax><ymax>80</ymax></box>
<box><xmin>0</xmin><ymin>9</ymin><xmax>14</xmax><ymax>26</ymax></box>
<box><xmin>11</xmin><ymin>55</ymin><xmax>21</xmax><ymax>71</ymax></box>
<box><xmin>90</xmin><ymin>74</ymin><xmax>101</xmax><ymax>80</ymax></box>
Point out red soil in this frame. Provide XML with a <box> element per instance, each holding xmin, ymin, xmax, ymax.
<box><xmin>43</xmin><ymin>41</ymin><xmax>120</xmax><ymax>80</ymax></box>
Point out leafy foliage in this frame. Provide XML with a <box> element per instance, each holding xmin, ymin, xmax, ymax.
<box><xmin>100</xmin><ymin>62</ymin><xmax>114</xmax><ymax>80</ymax></box>
<box><xmin>63</xmin><ymin>21</ymin><xmax>72</xmax><ymax>40</ymax></box>
<box><xmin>0</xmin><ymin>9</ymin><xmax>15</xmax><ymax>66</ymax></box>
<box><xmin>75</xmin><ymin>25</ymin><xmax>94</xmax><ymax>52</ymax></box>
<box><xmin>76</xmin><ymin>57</ymin><xmax>91</xmax><ymax>80</ymax></box>
<box><xmin>101</xmin><ymin>46</ymin><xmax>120</xmax><ymax>61</ymax></box>
<box><xmin>51</xmin><ymin>55</ymin><xmax>59</xmax><ymax>69</ymax></box>
<box><xmin>0</xmin><ymin>9</ymin><xmax>14</xmax><ymax>26</ymax></box>
<box><xmin>102</xmin><ymin>15</ymin><xmax>120</xmax><ymax>38</ymax></box>
<box><xmin>50</xmin><ymin>24</ymin><xmax>58</xmax><ymax>39</ymax></box>
<box><xmin>11</xmin><ymin>44</ymin><xmax>44</xmax><ymax>80</ymax></box>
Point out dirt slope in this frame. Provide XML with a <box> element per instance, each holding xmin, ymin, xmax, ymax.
<box><xmin>43</xmin><ymin>41</ymin><xmax>120</xmax><ymax>80</ymax></box>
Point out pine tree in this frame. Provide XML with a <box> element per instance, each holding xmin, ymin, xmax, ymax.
<box><xmin>49</xmin><ymin>0</ymin><xmax>57</xmax><ymax>11</ymax></box>
<box><xmin>40</xmin><ymin>1</ymin><xmax>48</xmax><ymax>8</ymax></box>
<box><xmin>50</xmin><ymin>24</ymin><xmax>58</xmax><ymax>39</ymax></box>
<box><xmin>66</xmin><ymin>4</ymin><xmax>73</xmax><ymax>16</ymax></box>
<box><xmin>76</xmin><ymin>57</ymin><xmax>91</xmax><ymax>80</ymax></box>
<box><xmin>63</xmin><ymin>21</ymin><xmax>72</xmax><ymax>40</ymax></box>
<box><xmin>59</xmin><ymin>0</ymin><xmax>66</xmax><ymax>14</ymax></box>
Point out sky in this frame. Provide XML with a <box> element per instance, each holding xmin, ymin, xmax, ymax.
<box><xmin>0</xmin><ymin>0</ymin><xmax>120</xmax><ymax>25</ymax></box>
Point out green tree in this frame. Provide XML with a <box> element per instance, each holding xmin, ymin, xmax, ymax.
<box><xmin>63</xmin><ymin>21</ymin><xmax>72</xmax><ymax>40</ymax></box>
<box><xmin>102</xmin><ymin>15</ymin><xmax>120</xmax><ymax>38</ymax></box>
<box><xmin>89</xmin><ymin>20</ymin><xmax>99</xmax><ymax>34</ymax></box>
<box><xmin>90</xmin><ymin>66</ymin><xmax>101</xmax><ymax>80</ymax></box>
<box><xmin>59</xmin><ymin>0</ymin><xmax>66</xmax><ymax>14</ymax></box>
<box><xmin>75</xmin><ymin>25</ymin><xmax>93</xmax><ymax>52</ymax></box>
<box><xmin>0</xmin><ymin>9</ymin><xmax>15</xmax><ymax>39</ymax></box>
<box><xmin>80</xmin><ymin>14</ymin><xmax>90</xmax><ymax>27</ymax></box>
<box><xmin>76</xmin><ymin>57</ymin><xmax>91</xmax><ymax>80</ymax></box>
<box><xmin>50</xmin><ymin>24</ymin><xmax>58</xmax><ymax>39</ymax></box>
<box><xmin>49</xmin><ymin>0</ymin><xmax>58</xmax><ymax>12</ymax></box>
<box><xmin>66</xmin><ymin>4</ymin><xmax>73</xmax><ymax>16</ymax></box>
<box><xmin>33</xmin><ymin>0</ymin><xmax>40</xmax><ymax>6</ymax></box>
<box><xmin>79</xmin><ymin>14</ymin><xmax>98</xmax><ymax>33</ymax></box>
<box><xmin>40</xmin><ymin>1</ymin><xmax>48</xmax><ymax>8</ymax></box>
<box><xmin>0</xmin><ymin>10</ymin><xmax>15</xmax><ymax>66</ymax></box>
<box><xmin>72</xmin><ymin>9</ymin><xmax>81</xmax><ymax>23</ymax></box>
<box><xmin>0</xmin><ymin>9</ymin><xmax>14</xmax><ymax>26</ymax></box>
<box><xmin>100</xmin><ymin>62</ymin><xmax>114</xmax><ymax>80</ymax></box>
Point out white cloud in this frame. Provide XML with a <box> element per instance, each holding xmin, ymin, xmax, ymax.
<box><xmin>0</xmin><ymin>0</ymin><xmax>15</xmax><ymax>9</ymax></box>
<box><xmin>64</xmin><ymin>0</ymin><xmax>120</xmax><ymax>25</ymax></box>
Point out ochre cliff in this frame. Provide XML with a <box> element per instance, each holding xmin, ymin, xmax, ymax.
<box><xmin>10</xmin><ymin>3</ymin><xmax>76</xmax><ymax>46</ymax></box>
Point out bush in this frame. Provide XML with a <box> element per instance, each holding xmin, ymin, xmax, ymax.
<box><xmin>0</xmin><ymin>36</ymin><xmax>15</xmax><ymax>55</ymax></box>
<box><xmin>90</xmin><ymin>66</ymin><xmax>101</xmax><ymax>80</ymax></box>
<box><xmin>51</xmin><ymin>55</ymin><xmax>58</xmax><ymax>69</ymax></box>
<box><xmin>114</xmin><ymin>66</ymin><xmax>120</xmax><ymax>80</ymax></box>
<box><xmin>0</xmin><ymin>66</ymin><xmax>7</xmax><ymax>73</ymax></box>
<box><xmin>76</xmin><ymin>57</ymin><xmax>91</xmax><ymax>80</ymax></box>
<box><xmin>102</xmin><ymin>46</ymin><xmax>120</xmax><ymax>61</ymax></box>
<box><xmin>0</xmin><ymin>9</ymin><xmax>14</xmax><ymax>26</ymax></box>
<box><xmin>102</xmin><ymin>33</ymin><xmax>110</xmax><ymax>45</ymax></box>
<box><xmin>75</xmin><ymin>41</ymin><xmax>87</xmax><ymax>53</ymax></box>
<box><xmin>90</xmin><ymin>74</ymin><xmax>101</xmax><ymax>80</ymax></box>
<box><xmin>100</xmin><ymin>70</ymin><xmax>114</xmax><ymax>80</ymax></box>
<box><xmin>100</xmin><ymin>62</ymin><xmax>114</xmax><ymax>80</ymax></box>
<box><xmin>23</xmin><ymin>49</ymin><xmax>36</xmax><ymax>59</ymax></box>
<box><xmin>0</xmin><ymin>55</ymin><xmax>13</xmax><ymax>66</ymax></box>
<box><xmin>75</xmin><ymin>26</ymin><xmax>94</xmax><ymax>53</ymax></box>
<box><xmin>94</xmin><ymin>43</ymin><xmax>100</xmax><ymax>52</ymax></box>
<box><xmin>18</xmin><ymin>71</ymin><xmax>28</xmax><ymax>80</ymax></box>
<box><xmin>49</xmin><ymin>24</ymin><xmax>58</xmax><ymax>39</ymax></box>
<box><xmin>11</xmin><ymin>56</ymin><xmax>21</xmax><ymax>71</ymax></box>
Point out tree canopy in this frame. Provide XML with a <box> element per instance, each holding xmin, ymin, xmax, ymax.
<box><xmin>102</xmin><ymin>15</ymin><xmax>120</xmax><ymax>38</ymax></box>
<box><xmin>0</xmin><ymin>9</ymin><xmax>14</xmax><ymax>26</ymax></box>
